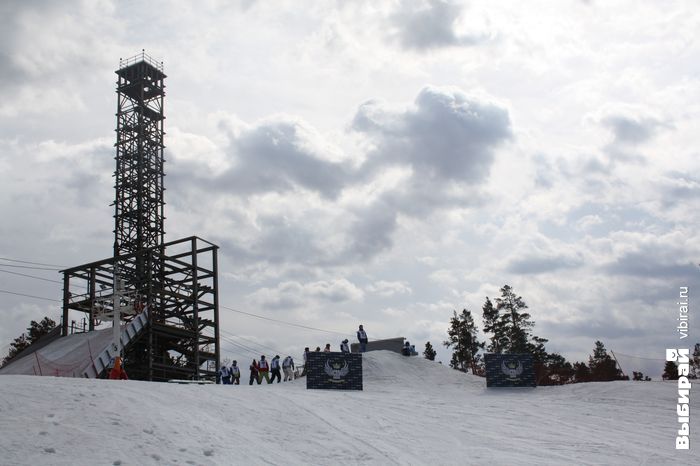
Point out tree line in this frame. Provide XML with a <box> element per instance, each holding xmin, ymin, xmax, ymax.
<box><xmin>1</xmin><ymin>317</ymin><xmax>56</xmax><ymax>367</ymax></box>
<box><xmin>423</xmin><ymin>285</ymin><xmax>700</xmax><ymax>384</ymax></box>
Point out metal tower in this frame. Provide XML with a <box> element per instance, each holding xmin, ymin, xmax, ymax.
<box><xmin>114</xmin><ymin>52</ymin><xmax>166</xmax><ymax>288</ymax></box>
<box><xmin>60</xmin><ymin>52</ymin><xmax>220</xmax><ymax>382</ymax></box>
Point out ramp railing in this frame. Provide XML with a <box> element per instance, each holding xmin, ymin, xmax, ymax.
<box><xmin>82</xmin><ymin>308</ymin><xmax>149</xmax><ymax>378</ymax></box>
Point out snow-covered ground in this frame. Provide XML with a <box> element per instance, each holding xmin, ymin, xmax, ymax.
<box><xmin>0</xmin><ymin>351</ymin><xmax>694</xmax><ymax>465</ymax></box>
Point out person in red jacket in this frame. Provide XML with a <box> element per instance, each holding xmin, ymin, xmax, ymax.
<box><xmin>108</xmin><ymin>356</ymin><xmax>128</xmax><ymax>380</ymax></box>
<box><xmin>249</xmin><ymin>359</ymin><xmax>260</xmax><ymax>385</ymax></box>
<box><xmin>257</xmin><ymin>355</ymin><xmax>271</xmax><ymax>384</ymax></box>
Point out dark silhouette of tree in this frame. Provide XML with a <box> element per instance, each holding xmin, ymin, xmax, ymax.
<box><xmin>690</xmin><ymin>343</ymin><xmax>700</xmax><ymax>379</ymax></box>
<box><xmin>632</xmin><ymin>371</ymin><xmax>651</xmax><ymax>381</ymax></box>
<box><xmin>444</xmin><ymin>309</ymin><xmax>483</xmax><ymax>374</ymax></box>
<box><xmin>540</xmin><ymin>353</ymin><xmax>574</xmax><ymax>385</ymax></box>
<box><xmin>2</xmin><ymin>317</ymin><xmax>57</xmax><ymax>367</ymax></box>
<box><xmin>494</xmin><ymin>285</ymin><xmax>533</xmax><ymax>353</ymax></box>
<box><xmin>423</xmin><ymin>341</ymin><xmax>437</xmax><ymax>361</ymax></box>
<box><xmin>482</xmin><ymin>297</ymin><xmax>506</xmax><ymax>353</ymax></box>
<box><xmin>482</xmin><ymin>285</ymin><xmax>549</xmax><ymax>361</ymax></box>
<box><xmin>588</xmin><ymin>341</ymin><xmax>623</xmax><ymax>381</ymax></box>
<box><xmin>573</xmin><ymin>361</ymin><xmax>591</xmax><ymax>383</ymax></box>
<box><xmin>662</xmin><ymin>361</ymin><xmax>679</xmax><ymax>380</ymax></box>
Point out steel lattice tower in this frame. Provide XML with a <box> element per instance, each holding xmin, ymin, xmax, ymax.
<box><xmin>114</xmin><ymin>52</ymin><xmax>166</xmax><ymax>288</ymax></box>
<box><xmin>60</xmin><ymin>52</ymin><xmax>220</xmax><ymax>382</ymax></box>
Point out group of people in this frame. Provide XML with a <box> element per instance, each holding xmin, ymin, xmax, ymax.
<box><xmin>220</xmin><ymin>325</ymin><xmax>370</xmax><ymax>384</ymax></box>
<box><xmin>218</xmin><ymin>360</ymin><xmax>242</xmax><ymax>385</ymax></box>
<box><xmin>246</xmin><ymin>355</ymin><xmax>296</xmax><ymax>385</ymax></box>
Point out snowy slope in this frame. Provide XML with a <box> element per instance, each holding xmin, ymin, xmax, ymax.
<box><xmin>0</xmin><ymin>351</ymin><xmax>694</xmax><ymax>465</ymax></box>
<box><xmin>0</xmin><ymin>327</ymin><xmax>115</xmax><ymax>377</ymax></box>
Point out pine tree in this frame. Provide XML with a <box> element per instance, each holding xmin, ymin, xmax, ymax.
<box><xmin>423</xmin><ymin>341</ymin><xmax>437</xmax><ymax>361</ymax></box>
<box><xmin>444</xmin><ymin>309</ymin><xmax>483</xmax><ymax>373</ymax></box>
<box><xmin>482</xmin><ymin>285</ymin><xmax>549</xmax><ymax>363</ymax></box>
<box><xmin>542</xmin><ymin>353</ymin><xmax>574</xmax><ymax>385</ymax></box>
<box><xmin>689</xmin><ymin>343</ymin><xmax>700</xmax><ymax>379</ymax></box>
<box><xmin>662</xmin><ymin>361</ymin><xmax>679</xmax><ymax>380</ymax></box>
<box><xmin>1</xmin><ymin>317</ymin><xmax>57</xmax><ymax>367</ymax></box>
<box><xmin>482</xmin><ymin>297</ymin><xmax>506</xmax><ymax>353</ymax></box>
<box><xmin>27</xmin><ymin>317</ymin><xmax>56</xmax><ymax>342</ymax></box>
<box><xmin>573</xmin><ymin>361</ymin><xmax>591</xmax><ymax>383</ymax></box>
<box><xmin>632</xmin><ymin>371</ymin><xmax>651</xmax><ymax>381</ymax></box>
<box><xmin>588</xmin><ymin>341</ymin><xmax>623</xmax><ymax>381</ymax></box>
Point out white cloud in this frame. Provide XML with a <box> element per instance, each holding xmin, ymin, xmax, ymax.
<box><xmin>1</xmin><ymin>1</ymin><xmax>699</xmax><ymax>376</ymax></box>
<box><xmin>367</xmin><ymin>280</ymin><xmax>412</xmax><ymax>297</ymax></box>
<box><xmin>247</xmin><ymin>278</ymin><xmax>364</xmax><ymax>311</ymax></box>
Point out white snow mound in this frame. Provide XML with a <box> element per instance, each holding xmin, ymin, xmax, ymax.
<box><xmin>0</xmin><ymin>350</ymin><xmax>692</xmax><ymax>465</ymax></box>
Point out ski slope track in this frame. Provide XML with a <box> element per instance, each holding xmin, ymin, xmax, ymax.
<box><xmin>0</xmin><ymin>351</ymin><xmax>695</xmax><ymax>465</ymax></box>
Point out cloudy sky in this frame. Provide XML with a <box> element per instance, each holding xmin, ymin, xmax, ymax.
<box><xmin>1</xmin><ymin>0</ymin><xmax>698</xmax><ymax>377</ymax></box>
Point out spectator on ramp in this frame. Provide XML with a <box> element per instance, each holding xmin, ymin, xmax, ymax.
<box><xmin>301</xmin><ymin>347</ymin><xmax>310</xmax><ymax>376</ymax></box>
<box><xmin>219</xmin><ymin>364</ymin><xmax>232</xmax><ymax>384</ymax></box>
<box><xmin>258</xmin><ymin>355</ymin><xmax>271</xmax><ymax>383</ymax></box>
<box><xmin>340</xmin><ymin>339</ymin><xmax>350</xmax><ymax>353</ymax></box>
<box><xmin>108</xmin><ymin>356</ymin><xmax>128</xmax><ymax>380</ymax></box>
<box><xmin>282</xmin><ymin>356</ymin><xmax>295</xmax><ymax>381</ymax></box>
<box><xmin>249</xmin><ymin>359</ymin><xmax>260</xmax><ymax>385</ymax></box>
<box><xmin>270</xmin><ymin>355</ymin><xmax>282</xmax><ymax>383</ymax></box>
<box><xmin>357</xmin><ymin>325</ymin><xmax>368</xmax><ymax>353</ymax></box>
<box><xmin>230</xmin><ymin>360</ymin><xmax>240</xmax><ymax>385</ymax></box>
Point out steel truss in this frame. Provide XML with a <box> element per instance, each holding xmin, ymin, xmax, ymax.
<box><xmin>58</xmin><ymin>53</ymin><xmax>221</xmax><ymax>381</ymax></box>
<box><xmin>61</xmin><ymin>236</ymin><xmax>220</xmax><ymax>381</ymax></box>
<box><xmin>114</xmin><ymin>53</ymin><xmax>166</xmax><ymax>287</ymax></box>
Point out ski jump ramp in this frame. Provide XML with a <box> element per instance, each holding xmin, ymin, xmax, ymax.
<box><xmin>0</xmin><ymin>309</ymin><xmax>148</xmax><ymax>378</ymax></box>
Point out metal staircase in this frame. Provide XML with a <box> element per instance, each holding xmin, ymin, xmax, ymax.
<box><xmin>82</xmin><ymin>308</ymin><xmax>149</xmax><ymax>378</ymax></box>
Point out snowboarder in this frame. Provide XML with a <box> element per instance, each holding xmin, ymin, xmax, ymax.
<box><xmin>357</xmin><ymin>325</ymin><xmax>368</xmax><ymax>353</ymax></box>
<box><xmin>230</xmin><ymin>360</ymin><xmax>241</xmax><ymax>385</ymax></box>
<box><xmin>249</xmin><ymin>359</ymin><xmax>260</xmax><ymax>385</ymax></box>
<box><xmin>258</xmin><ymin>355</ymin><xmax>271</xmax><ymax>383</ymax></box>
<box><xmin>340</xmin><ymin>339</ymin><xmax>350</xmax><ymax>353</ymax></box>
<box><xmin>282</xmin><ymin>355</ymin><xmax>295</xmax><ymax>381</ymax></box>
<box><xmin>270</xmin><ymin>355</ymin><xmax>282</xmax><ymax>383</ymax></box>
<box><xmin>219</xmin><ymin>364</ymin><xmax>232</xmax><ymax>384</ymax></box>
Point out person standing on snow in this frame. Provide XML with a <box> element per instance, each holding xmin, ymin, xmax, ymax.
<box><xmin>230</xmin><ymin>360</ymin><xmax>241</xmax><ymax>385</ymax></box>
<box><xmin>108</xmin><ymin>356</ymin><xmax>128</xmax><ymax>380</ymax></box>
<box><xmin>258</xmin><ymin>355</ymin><xmax>271</xmax><ymax>383</ymax></box>
<box><xmin>340</xmin><ymin>339</ymin><xmax>350</xmax><ymax>353</ymax></box>
<box><xmin>357</xmin><ymin>325</ymin><xmax>368</xmax><ymax>353</ymax></box>
<box><xmin>219</xmin><ymin>364</ymin><xmax>232</xmax><ymax>384</ymax></box>
<box><xmin>301</xmin><ymin>347</ymin><xmax>310</xmax><ymax>376</ymax></box>
<box><xmin>270</xmin><ymin>355</ymin><xmax>282</xmax><ymax>383</ymax></box>
<box><xmin>249</xmin><ymin>359</ymin><xmax>260</xmax><ymax>385</ymax></box>
<box><xmin>282</xmin><ymin>355</ymin><xmax>295</xmax><ymax>381</ymax></box>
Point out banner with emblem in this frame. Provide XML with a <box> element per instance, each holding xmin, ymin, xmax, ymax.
<box><xmin>306</xmin><ymin>352</ymin><xmax>363</xmax><ymax>391</ymax></box>
<box><xmin>484</xmin><ymin>353</ymin><xmax>536</xmax><ymax>388</ymax></box>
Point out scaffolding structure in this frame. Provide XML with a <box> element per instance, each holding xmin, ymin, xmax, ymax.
<box><xmin>114</xmin><ymin>52</ymin><xmax>166</xmax><ymax>287</ymax></box>
<box><xmin>60</xmin><ymin>52</ymin><xmax>220</xmax><ymax>381</ymax></box>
